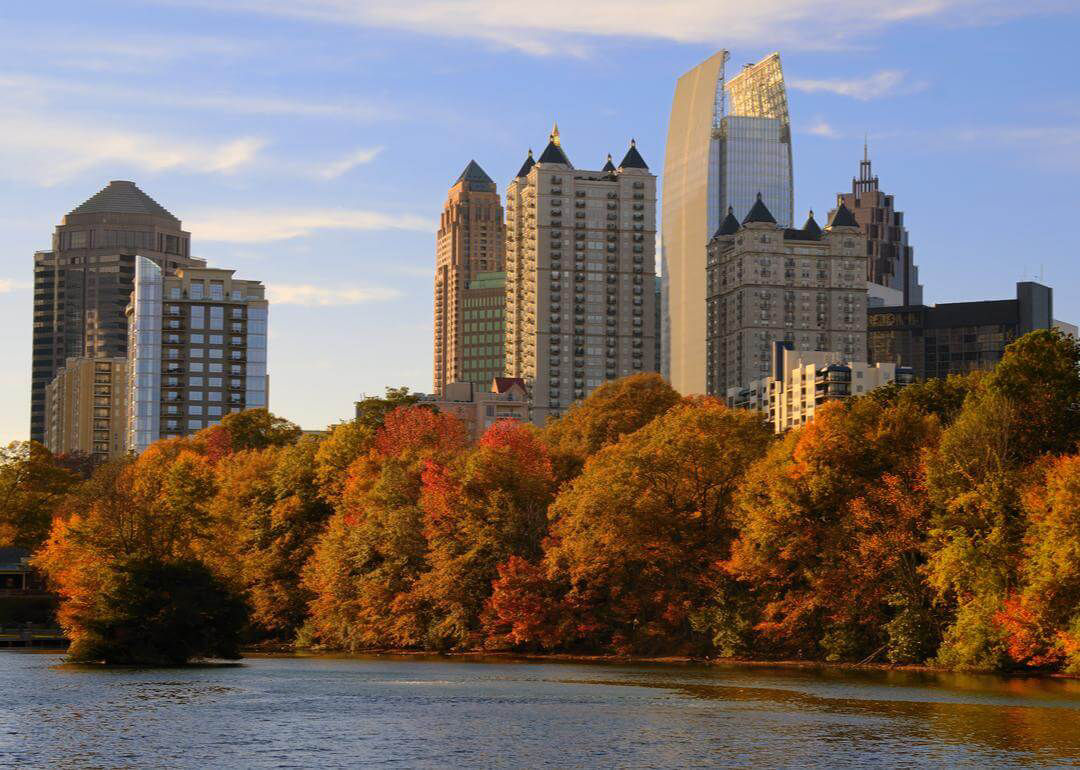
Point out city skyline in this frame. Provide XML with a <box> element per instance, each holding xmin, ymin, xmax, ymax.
<box><xmin>1</xmin><ymin>1</ymin><xmax>1079</xmax><ymax>437</ymax></box>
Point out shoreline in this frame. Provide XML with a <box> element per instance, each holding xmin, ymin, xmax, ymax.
<box><xmin>241</xmin><ymin>646</ymin><xmax>1080</xmax><ymax>680</ymax></box>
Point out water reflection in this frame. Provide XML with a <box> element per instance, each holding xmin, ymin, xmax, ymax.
<box><xmin>3</xmin><ymin>653</ymin><xmax>1079</xmax><ymax>768</ymax></box>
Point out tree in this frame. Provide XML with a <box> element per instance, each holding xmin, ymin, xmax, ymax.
<box><xmin>541</xmin><ymin>373</ymin><xmax>681</xmax><ymax>483</ymax></box>
<box><xmin>200</xmin><ymin>409</ymin><xmax>301</xmax><ymax>461</ymax></box>
<box><xmin>313</xmin><ymin>420</ymin><xmax>375</xmax><ymax>506</ymax></box>
<box><xmin>66</xmin><ymin>557</ymin><xmax>248</xmax><ymax>665</ymax></box>
<box><xmin>413</xmin><ymin>420</ymin><xmax>556</xmax><ymax>649</ymax></box>
<box><xmin>727</xmin><ymin>398</ymin><xmax>940</xmax><ymax>661</ymax></box>
<box><xmin>354</xmin><ymin>387</ymin><xmax>432</xmax><ymax>432</ymax></box>
<box><xmin>0</xmin><ymin>441</ymin><xmax>80</xmax><ymax>550</ymax></box>
<box><xmin>526</xmin><ymin>399</ymin><xmax>772</xmax><ymax>654</ymax></box>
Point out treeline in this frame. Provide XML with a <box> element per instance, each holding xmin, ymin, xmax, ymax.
<box><xmin>4</xmin><ymin>330</ymin><xmax>1080</xmax><ymax>669</ymax></box>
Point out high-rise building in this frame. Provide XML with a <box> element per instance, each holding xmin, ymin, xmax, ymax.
<box><xmin>505</xmin><ymin>126</ymin><xmax>657</xmax><ymax>424</ymax></box>
<box><xmin>126</xmin><ymin>258</ymin><xmax>268</xmax><ymax>454</ymax></box>
<box><xmin>663</xmin><ymin>51</ymin><xmax>795</xmax><ymax>394</ymax></box>
<box><xmin>433</xmin><ymin>161</ymin><xmax>507</xmax><ymax>394</ymax></box>
<box><xmin>30</xmin><ymin>181</ymin><xmax>203</xmax><ymax>442</ymax></box>
<box><xmin>705</xmin><ymin>196</ymin><xmax>868</xmax><ymax>395</ymax></box>
<box><xmin>867</xmin><ymin>282</ymin><xmax>1053</xmax><ymax>380</ymax></box>
<box><xmin>43</xmin><ymin>356</ymin><xmax>128</xmax><ymax>461</ymax></box>
<box><xmin>832</xmin><ymin>145</ymin><xmax>923</xmax><ymax>306</ymax></box>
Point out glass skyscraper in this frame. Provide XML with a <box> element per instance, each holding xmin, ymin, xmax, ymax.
<box><xmin>662</xmin><ymin>51</ymin><xmax>795</xmax><ymax>394</ymax></box>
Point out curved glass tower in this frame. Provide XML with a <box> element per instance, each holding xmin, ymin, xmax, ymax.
<box><xmin>662</xmin><ymin>51</ymin><xmax>794</xmax><ymax>394</ymax></box>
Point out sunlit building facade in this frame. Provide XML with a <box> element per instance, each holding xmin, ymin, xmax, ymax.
<box><xmin>662</xmin><ymin>51</ymin><xmax>794</xmax><ymax>394</ymax></box>
<box><xmin>126</xmin><ymin>258</ymin><xmax>268</xmax><ymax>454</ymax></box>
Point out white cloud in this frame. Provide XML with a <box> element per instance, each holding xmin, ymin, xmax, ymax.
<box><xmin>805</xmin><ymin>119</ymin><xmax>839</xmax><ymax>137</ymax></box>
<box><xmin>151</xmin><ymin>0</ymin><xmax>1074</xmax><ymax>55</ymax></box>
<box><xmin>316</xmin><ymin>147</ymin><xmax>383</xmax><ymax>180</ymax></box>
<box><xmin>187</xmin><ymin>209</ymin><xmax>432</xmax><ymax>242</ymax></box>
<box><xmin>0</xmin><ymin>110</ymin><xmax>264</xmax><ymax>186</ymax></box>
<box><xmin>789</xmin><ymin>70</ymin><xmax>929</xmax><ymax>100</ymax></box>
<box><xmin>0</xmin><ymin>279</ymin><xmax>31</xmax><ymax>293</ymax></box>
<box><xmin>269</xmin><ymin>283</ymin><xmax>402</xmax><ymax>306</ymax></box>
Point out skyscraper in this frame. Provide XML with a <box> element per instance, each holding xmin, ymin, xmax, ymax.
<box><xmin>126</xmin><ymin>259</ymin><xmax>268</xmax><ymax>454</ymax></box>
<box><xmin>832</xmin><ymin>144</ymin><xmax>923</xmax><ymax>306</ymax></box>
<box><xmin>433</xmin><ymin>161</ymin><xmax>507</xmax><ymax>395</ymax></box>
<box><xmin>663</xmin><ymin>51</ymin><xmax>795</xmax><ymax>394</ymax></box>
<box><xmin>30</xmin><ymin>181</ymin><xmax>203</xmax><ymax>442</ymax></box>
<box><xmin>705</xmin><ymin>196</ymin><xmax>868</xmax><ymax>395</ymax></box>
<box><xmin>43</xmin><ymin>356</ymin><xmax>128</xmax><ymax>461</ymax></box>
<box><xmin>505</xmin><ymin>126</ymin><xmax>657</xmax><ymax>424</ymax></box>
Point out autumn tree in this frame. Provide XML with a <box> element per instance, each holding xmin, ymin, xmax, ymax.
<box><xmin>924</xmin><ymin>329</ymin><xmax>1080</xmax><ymax>670</ymax></box>
<box><xmin>727</xmin><ymin>398</ymin><xmax>940</xmax><ymax>662</ymax></box>
<box><xmin>0</xmin><ymin>441</ymin><xmax>80</xmax><ymax>550</ymax></box>
<box><xmin>413</xmin><ymin>420</ymin><xmax>556</xmax><ymax>650</ymax></box>
<box><xmin>541</xmin><ymin>373</ymin><xmax>681</xmax><ymax>484</ymax></box>
<box><xmin>301</xmin><ymin>407</ymin><xmax>466</xmax><ymax>650</ymax></box>
<box><xmin>513</xmin><ymin>399</ymin><xmax>772</xmax><ymax>655</ymax></box>
<box><xmin>201</xmin><ymin>408</ymin><xmax>301</xmax><ymax>461</ymax></box>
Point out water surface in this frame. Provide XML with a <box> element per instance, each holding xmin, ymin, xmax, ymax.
<box><xmin>3</xmin><ymin>652</ymin><xmax>1080</xmax><ymax>768</ymax></box>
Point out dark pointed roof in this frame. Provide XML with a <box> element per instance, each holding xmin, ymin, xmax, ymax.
<box><xmin>829</xmin><ymin>201</ymin><xmax>859</xmax><ymax>228</ymax></box>
<box><xmin>516</xmin><ymin>149</ymin><xmax>535</xmax><ymax>178</ymax></box>
<box><xmin>742</xmin><ymin>192</ymin><xmax>776</xmax><ymax>225</ymax></box>
<box><xmin>601</xmin><ymin>154</ymin><xmax>616</xmax><ymax>172</ymax></box>
<box><xmin>783</xmin><ymin>210</ymin><xmax>823</xmax><ymax>241</ymax></box>
<box><xmin>715</xmin><ymin>206</ymin><xmax>740</xmax><ymax>237</ymax></box>
<box><xmin>69</xmin><ymin>180</ymin><xmax>178</xmax><ymax>222</ymax></box>
<box><xmin>802</xmin><ymin>210</ymin><xmax>822</xmax><ymax>238</ymax></box>
<box><xmin>537</xmin><ymin>138</ymin><xmax>572</xmax><ymax>167</ymax></box>
<box><xmin>618</xmin><ymin>139</ymin><xmax>648</xmax><ymax>170</ymax></box>
<box><xmin>456</xmin><ymin>159</ymin><xmax>494</xmax><ymax>186</ymax></box>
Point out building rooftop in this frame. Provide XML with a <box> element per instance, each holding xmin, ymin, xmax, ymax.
<box><xmin>828</xmin><ymin>201</ymin><xmax>859</xmax><ymax>228</ymax></box>
<box><xmin>537</xmin><ymin>123</ymin><xmax>573</xmax><ymax>167</ymax></box>
<box><xmin>455</xmin><ymin>160</ymin><xmax>495</xmax><ymax>187</ymax></box>
<box><xmin>715</xmin><ymin>206</ymin><xmax>741</xmax><ymax>236</ymax></box>
<box><xmin>601</xmin><ymin>154</ymin><xmax>616</xmax><ymax>172</ymax></box>
<box><xmin>618</xmin><ymin>139</ymin><xmax>648</xmax><ymax>170</ymax></box>
<box><xmin>742</xmin><ymin>192</ymin><xmax>777</xmax><ymax>225</ymax></box>
<box><xmin>69</xmin><ymin>180</ymin><xmax>179</xmax><ymax>222</ymax></box>
<box><xmin>516</xmin><ymin>149</ymin><xmax>535</xmax><ymax>178</ymax></box>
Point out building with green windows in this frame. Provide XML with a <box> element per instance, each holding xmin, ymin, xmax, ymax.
<box><xmin>461</xmin><ymin>271</ymin><xmax>506</xmax><ymax>387</ymax></box>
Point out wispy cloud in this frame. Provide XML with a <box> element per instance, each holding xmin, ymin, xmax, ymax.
<box><xmin>805</xmin><ymin>119</ymin><xmax>839</xmax><ymax>138</ymax></box>
<box><xmin>0</xmin><ymin>110</ymin><xmax>264</xmax><ymax>186</ymax></box>
<box><xmin>315</xmin><ymin>147</ymin><xmax>383</xmax><ymax>180</ymax></box>
<box><xmin>789</xmin><ymin>70</ymin><xmax>928</xmax><ymax>100</ymax></box>
<box><xmin>269</xmin><ymin>283</ymin><xmax>402</xmax><ymax>306</ymax></box>
<box><xmin>150</xmin><ymin>0</ymin><xmax>1076</xmax><ymax>55</ymax></box>
<box><xmin>187</xmin><ymin>209</ymin><xmax>432</xmax><ymax>242</ymax></box>
<box><xmin>0</xmin><ymin>279</ymin><xmax>31</xmax><ymax>293</ymax></box>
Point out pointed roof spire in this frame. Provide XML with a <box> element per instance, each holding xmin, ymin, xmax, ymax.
<box><xmin>801</xmin><ymin>209</ymin><xmax>822</xmax><ymax>238</ymax></box>
<box><xmin>516</xmin><ymin>148</ymin><xmax>535</xmax><ymax>178</ymax></box>
<box><xmin>455</xmin><ymin>159</ymin><xmax>494</xmax><ymax>187</ymax></box>
<box><xmin>537</xmin><ymin>124</ymin><xmax>572</xmax><ymax>167</ymax></box>
<box><xmin>601</xmin><ymin>154</ymin><xmax>616</xmax><ymax>172</ymax></box>
<box><xmin>69</xmin><ymin>180</ymin><xmax>179</xmax><ymax>222</ymax></box>
<box><xmin>864</xmin><ymin>132</ymin><xmax>868</xmax><ymax>163</ymax></box>
<box><xmin>828</xmin><ymin>201</ymin><xmax>859</xmax><ymax>229</ymax></box>
<box><xmin>618</xmin><ymin>138</ymin><xmax>648</xmax><ymax>170</ymax></box>
<box><xmin>716</xmin><ymin>205</ymin><xmax>740</xmax><ymax>236</ymax></box>
<box><xmin>742</xmin><ymin>192</ymin><xmax>776</xmax><ymax>225</ymax></box>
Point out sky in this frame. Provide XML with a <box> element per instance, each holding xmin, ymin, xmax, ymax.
<box><xmin>1</xmin><ymin>0</ymin><xmax>1077</xmax><ymax>436</ymax></box>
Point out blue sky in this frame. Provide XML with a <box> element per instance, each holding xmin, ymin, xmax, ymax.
<box><xmin>1</xmin><ymin>0</ymin><xmax>1077</xmax><ymax>436</ymax></box>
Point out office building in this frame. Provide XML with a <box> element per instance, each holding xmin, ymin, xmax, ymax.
<box><xmin>727</xmin><ymin>342</ymin><xmax>912</xmax><ymax>433</ymax></box>
<box><xmin>423</xmin><ymin>377</ymin><xmax>529</xmax><ymax>442</ymax></box>
<box><xmin>867</xmin><ymin>282</ymin><xmax>1054</xmax><ymax>380</ymax></box>
<box><xmin>126</xmin><ymin>258</ymin><xmax>268</xmax><ymax>454</ymax></box>
<box><xmin>43</xmin><ymin>356</ymin><xmax>127</xmax><ymax>461</ymax></box>
<box><xmin>505</xmin><ymin>126</ymin><xmax>657</xmax><ymax>424</ymax></box>
<box><xmin>706</xmin><ymin>195</ymin><xmax>868</xmax><ymax>396</ymax></box>
<box><xmin>434</xmin><ymin>161</ymin><xmax>507</xmax><ymax>394</ymax></box>
<box><xmin>832</xmin><ymin>144</ymin><xmax>923</xmax><ymax>306</ymax></box>
<box><xmin>30</xmin><ymin>181</ymin><xmax>204</xmax><ymax>443</ymax></box>
<box><xmin>663</xmin><ymin>51</ymin><xmax>795</xmax><ymax>394</ymax></box>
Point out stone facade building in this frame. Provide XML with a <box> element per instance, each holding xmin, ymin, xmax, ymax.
<box><xmin>505</xmin><ymin>126</ymin><xmax>657</xmax><ymax>424</ymax></box>
<box><xmin>706</xmin><ymin>195</ymin><xmax>868</xmax><ymax>395</ymax></box>
<box><xmin>434</xmin><ymin>161</ymin><xmax>507</xmax><ymax>394</ymax></box>
<box><xmin>30</xmin><ymin>180</ymin><xmax>203</xmax><ymax>442</ymax></box>
<box><xmin>423</xmin><ymin>377</ymin><xmax>529</xmax><ymax>442</ymax></box>
<box><xmin>43</xmin><ymin>356</ymin><xmax>128</xmax><ymax>461</ymax></box>
<box><xmin>126</xmin><ymin>259</ymin><xmax>268</xmax><ymax>454</ymax></box>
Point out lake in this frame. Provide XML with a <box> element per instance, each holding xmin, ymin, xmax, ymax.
<box><xmin>3</xmin><ymin>652</ymin><xmax>1080</xmax><ymax>768</ymax></box>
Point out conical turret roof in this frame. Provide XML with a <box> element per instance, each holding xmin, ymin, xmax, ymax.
<box><xmin>802</xmin><ymin>210</ymin><xmax>822</xmax><ymax>238</ymax></box>
<box><xmin>742</xmin><ymin>192</ymin><xmax>776</xmax><ymax>225</ymax></box>
<box><xmin>715</xmin><ymin>206</ymin><xmax>740</xmax><ymax>236</ymax></box>
<box><xmin>601</xmin><ymin>154</ymin><xmax>616</xmax><ymax>172</ymax></box>
<box><xmin>455</xmin><ymin>159</ymin><xmax>494</xmax><ymax>186</ymax></box>
<box><xmin>69</xmin><ymin>180</ymin><xmax>178</xmax><ymax>222</ymax></box>
<box><xmin>828</xmin><ymin>201</ymin><xmax>859</xmax><ymax>228</ymax></box>
<box><xmin>537</xmin><ymin>122</ymin><xmax>572</xmax><ymax>167</ymax></box>
<box><xmin>618</xmin><ymin>139</ymin><xmax>648</xmax><ymax>170</ymax></box>
<box><xmin>516</xmin><ymin>149</ymin><xmax>535</xmax><ymax>178</ymax></box>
